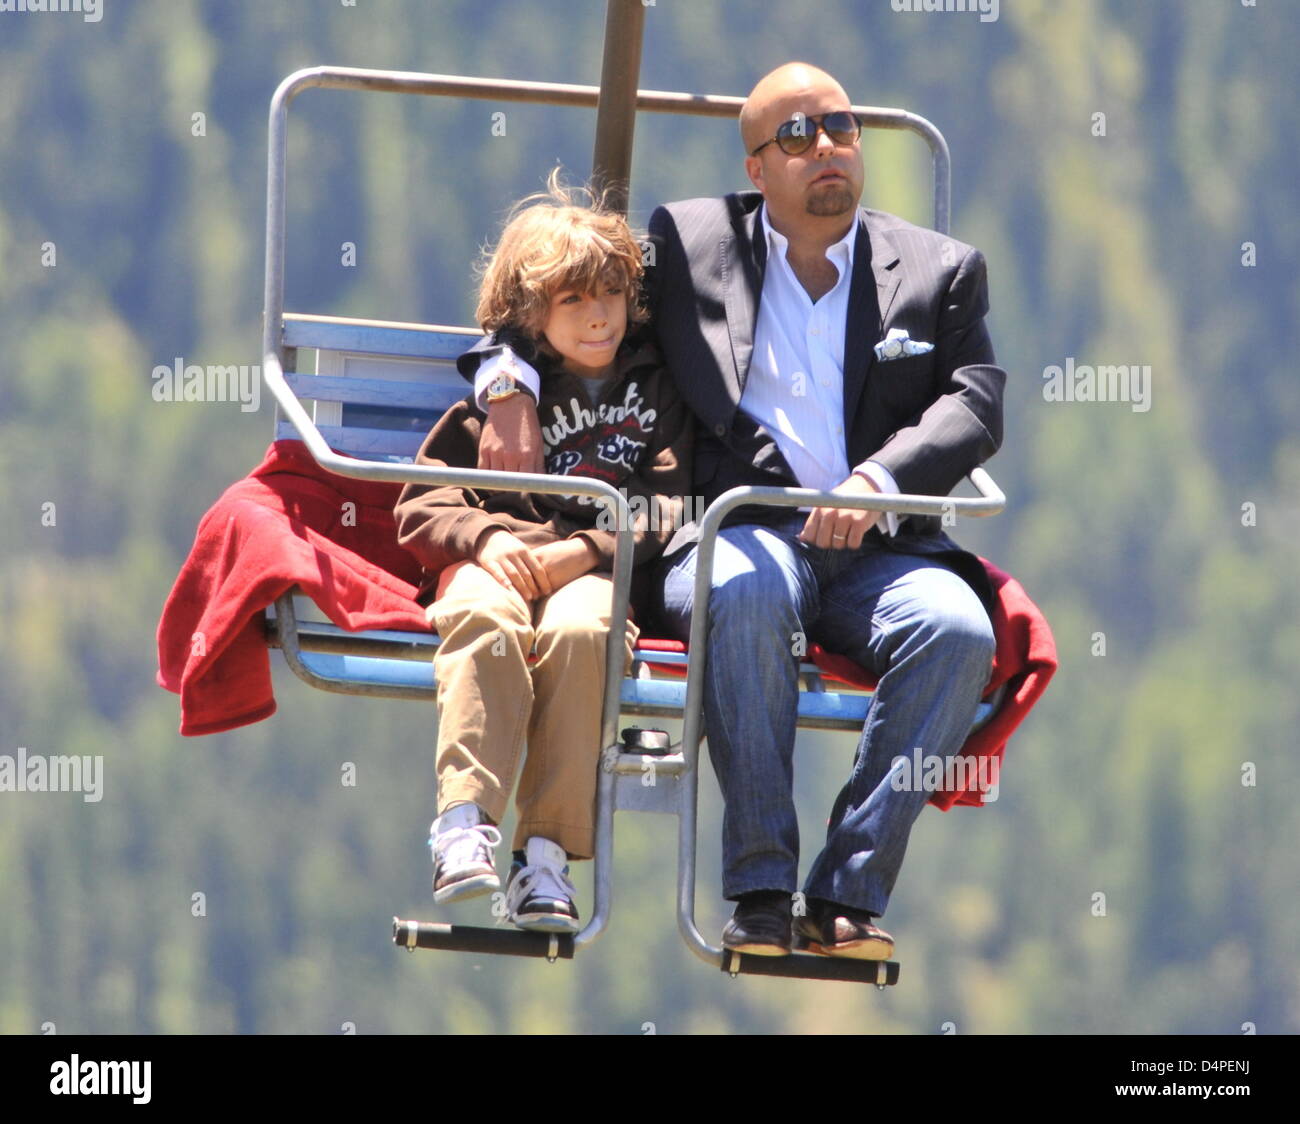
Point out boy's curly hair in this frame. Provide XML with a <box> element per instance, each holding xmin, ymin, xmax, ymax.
<box><xmin>475</xmin><ymin>168</ymin><xmax>648</xmax><ymax>344</ymax></box>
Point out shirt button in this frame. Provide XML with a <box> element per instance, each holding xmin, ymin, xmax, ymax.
<box><xmin>714</xmin><ymin>424</ymin><xmax>726</xmax><ymax>437</ymax></box>
<box><xmin>821</xmin><ymin>379</ymin><xmax>831</xmax><ymax>388</ymax></box>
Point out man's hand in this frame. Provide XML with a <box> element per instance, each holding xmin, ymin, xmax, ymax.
<box><xmin>476</xmin><ymin>529</ymin><xmax>553</xmax><ymax>600</ymax></box>
<box><xmin>529</xmin><ymin>538</ymin><xmax>600</xmax><ymax>592</ymax></box>
<box><xmin>798</xmin><ymin>473</ymin><xmax>883</xmax><ymax>550</ymax></box>
<box><xmin>479</xmin><ymin>394</ymin><xmax>545</xmax><ymax>474</ymax></box>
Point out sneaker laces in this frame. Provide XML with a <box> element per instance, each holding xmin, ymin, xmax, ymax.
<box><xmin>510</xmin><ymin>858</ymin><xmax>576</xmax><ymax>908</ymax></box>
<box><xmin>431</xmin><ymin>824</ymin><xmax>502</xmax><ymax>870</ymax></box>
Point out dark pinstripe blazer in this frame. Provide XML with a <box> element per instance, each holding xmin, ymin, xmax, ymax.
<box><xmin>644</xmin><ymin>190</ymin><xmax>1005</xmax><ymax>610</ymax></box>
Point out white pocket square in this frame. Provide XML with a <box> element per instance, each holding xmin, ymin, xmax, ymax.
<box><xmin>873</xmin><ymin>327</ymin><xmax>934</xmax><ymax>362</ymax></box>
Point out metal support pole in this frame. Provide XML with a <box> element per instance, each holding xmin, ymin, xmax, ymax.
<box><xmin>591</xmin><ymin>0</ymin><xmax>647</xmax><ymax>214</ymax></box>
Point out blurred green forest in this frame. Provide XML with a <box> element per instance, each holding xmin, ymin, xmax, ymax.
<box><xmin>1</xmin><ymin>0</ymin><xmax>1297</xmax><ymax>1034</ymax></box>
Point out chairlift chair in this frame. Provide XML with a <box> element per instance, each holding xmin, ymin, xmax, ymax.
<box><xmin>258</xmin><ymin>0</ymin><xmax>1006</xmax><ymax>987</ymax></box>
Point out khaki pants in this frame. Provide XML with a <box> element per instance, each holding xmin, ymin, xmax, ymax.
<box><xmin>427</xmin><ymin>562</ymin><xmax>638</xmax><ymax>859</ymax></box>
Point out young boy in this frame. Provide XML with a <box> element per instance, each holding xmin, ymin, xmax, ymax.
<box><xmin>393</xmin><ymin>178</ymin><xmax>692</xmax><ymax>933</ymax></box>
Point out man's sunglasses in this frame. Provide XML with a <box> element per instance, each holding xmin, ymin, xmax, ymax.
<box><xmin>749</xmin><ymin>111</ymin><xmax>864</xmax><ymax>157</ymax></box>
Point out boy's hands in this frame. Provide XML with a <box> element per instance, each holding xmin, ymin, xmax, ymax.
<box><xmin>475</xmin><ymin>533</ymin><xmax>599</xmax><ymax>600</ymax></box>
<box><xmin>476</xmin><ymin>530</ymin><xmax>553</xmax><ymax>600</ymax></box>
<box><xmin>479</xmin><ymin>395</ymin><xmax>545</xmax><ymax>475</ymax></box>
<box><xmin>530</xmin><ymin>538</ymin><xmax>600</xmax><ymax>591</ymax></box>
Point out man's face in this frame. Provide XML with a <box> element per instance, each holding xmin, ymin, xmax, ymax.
<box><xmin>744</xmin><ymin>77</ymin><xmax>864</xmax><ymax>229</ymax></box>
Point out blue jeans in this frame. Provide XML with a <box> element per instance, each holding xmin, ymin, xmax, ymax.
<box><xmin>659</xmin><ymin>514</ymin><xmax>995</xmax><ymax>917</ymax></box>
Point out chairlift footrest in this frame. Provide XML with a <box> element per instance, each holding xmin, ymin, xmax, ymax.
<box><xmin>392</xmin><ymin>917</ymin><xmax>575</xmax><ymax>960</ymax></box>
<box><xmin>721</xmin><ymin>950</ymin><xmax>899</xmax><ymax>986</ymax></box>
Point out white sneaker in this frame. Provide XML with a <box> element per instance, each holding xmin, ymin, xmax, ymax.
<box><xmin>505</xmin><ymin>837</ymin><xmax>580</xmax><ymax>933</ymax></box>
<box><xmin>430</xmin><ymin>803</ymin><xmax>502</xmax><ymax>904</ymax></box>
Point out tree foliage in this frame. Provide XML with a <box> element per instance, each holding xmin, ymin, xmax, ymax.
<box><xmin>0</xmin><ymin>0</ymin><xmax>1295</xmax><ymax>1034</ymax></box>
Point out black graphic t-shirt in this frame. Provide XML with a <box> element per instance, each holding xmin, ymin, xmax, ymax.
<box><xmin>394</xmin><ymin>336</ymin><xmax>696</xmax><ymax>606</ymax></box>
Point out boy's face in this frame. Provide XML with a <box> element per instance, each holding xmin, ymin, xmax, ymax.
<box><xmin>540</xmin><ymin>277</ymin><xmax>627</xmax><ymax>379</ymax></box>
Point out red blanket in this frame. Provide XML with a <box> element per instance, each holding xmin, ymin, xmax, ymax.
<box><xmin>157</xmin><ymin>440</ymin><xmax>1056</xmax><ymax>808</ymax></box>
<box><xmin>156</xmin><ymin>441</ymin><xmax>428</xmax><ymax>735</ymax></box>
<box><xmin>804</xmin><ymin>558</ymin><xmax>1057</xmax><ymax>809</ymax></box>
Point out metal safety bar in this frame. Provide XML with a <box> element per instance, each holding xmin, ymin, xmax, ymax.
<box><xmin>260</xmin><ymin>350</ymin><xmax>633</xmax><ymax>951</ymax></box>
<box><xmin>672</xmin><ymin>473</ymin><xmax>1006</xmax><ymax>969</ymax></box>
<box><xmin>262</xmin><ymin>65</ymin><xmax>952</xmax><ymax>364</ymax></box>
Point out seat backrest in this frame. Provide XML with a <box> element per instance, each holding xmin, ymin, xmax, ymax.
<box><xmin>276</xmin><ymin>313</ymin><xmax>483</xmax><ymax>462</ymax></box>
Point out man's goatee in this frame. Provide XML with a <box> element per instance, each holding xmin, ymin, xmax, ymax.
<box><xmin>806</xmin><ymin>184</ymin><xmax>856</xmax><ymax>216</ymax></box>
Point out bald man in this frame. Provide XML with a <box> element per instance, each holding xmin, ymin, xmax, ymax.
<box><xmin>462</xmin><ymin>63</ymin><xmax>1004</xmax><ymax>960</ymax></box>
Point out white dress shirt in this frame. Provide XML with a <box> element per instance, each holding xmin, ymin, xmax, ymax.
<box><xmin>474</xmin><ymin>202</ymin><xmax>900</xmax><ymax>535</ymax></box>
<box><xmin>744</xmin><ymin>205</ymin><xmax>899</xmax><ymax>535</ymax></box>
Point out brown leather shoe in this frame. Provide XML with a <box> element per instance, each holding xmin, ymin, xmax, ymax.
<box><xmin>721</xmin><ymin>891</ymin><xmax>793</xmax><ymax>957</ymax></box>
<box><xmin>793</xmin><ymin>901</ymin><xmax>894</xmax><ymax>960</ymax></box>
